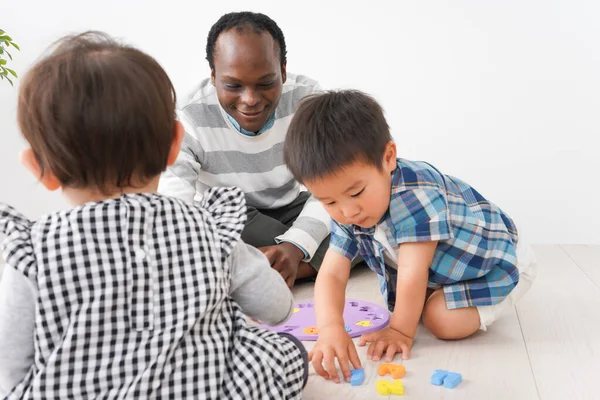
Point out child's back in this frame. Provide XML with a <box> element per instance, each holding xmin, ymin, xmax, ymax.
<box><xmin>0</xmin><ymin>31</ymin><xmax>306</xmax><ymax>399</ymax></box>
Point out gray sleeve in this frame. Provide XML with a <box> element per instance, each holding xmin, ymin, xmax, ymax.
<box><xmin>228</xmin><ymin>241</ymin><xmax>294</xmax><ymax>326</ymax></box>
<box><xmin>0</xmin><ymin>265</ymin><xmax>36</xmax><ymax>397</ymax></box>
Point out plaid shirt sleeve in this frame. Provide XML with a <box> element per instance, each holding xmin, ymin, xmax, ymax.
<box><xmin>329</xmin><ymin>220</ymin><xmax>359</xmax><ymax>260</ymax></box>
<box><xmin>390</xmin><ymin>188</ymin><xmax>453</xmax><ymax>244</ymax></box>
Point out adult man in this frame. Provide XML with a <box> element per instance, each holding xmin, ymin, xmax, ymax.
<box><xmin>160</xmin><ymin>12</ymin><xmax>329</xmax><ymax>287</ymax></box>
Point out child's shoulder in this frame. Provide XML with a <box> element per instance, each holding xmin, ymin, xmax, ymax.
<box><xmin>393</xmin><ymin>158</ymin><xmax>447</xmax><ymax>193</ymax></box>
<box><xmin>0</xmin><ymin>203</ymin><xmax>36</xmax><ymax>277</ymax></box>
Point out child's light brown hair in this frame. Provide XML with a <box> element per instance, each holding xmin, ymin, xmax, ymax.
<box><xmin>17</xmin><ymin>31</ymin><xmax>177</xmax><ymax>193</ymax></box>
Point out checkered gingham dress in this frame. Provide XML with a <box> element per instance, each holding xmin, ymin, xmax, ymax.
<box><xmin>0</xmin><ymin>187</ymin><xmax>305</xmax><ymax>399</ymax></box>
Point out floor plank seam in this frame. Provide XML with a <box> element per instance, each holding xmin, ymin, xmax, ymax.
<box><xmin>515</xmin><ymin>306</ymin><xmax>542</xmax><ymax>400</ymax></box>
<box><xmin>558</xmin><ymin>245</ymin><xmax>600</xmax><ymax>292</ymax></box>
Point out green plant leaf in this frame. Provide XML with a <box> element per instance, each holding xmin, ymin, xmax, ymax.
<box><xmin>6</xmin><ymin>68</ymin><xmax>17</xmax><ymax>78</ymax></box>
<box><xmin>5</xmin><ymin>50</ymin><xmax>11</xmax><ymax>60</ymax></box>
<box><xmin>6</xmin><ymin>76</ymin><xmax>13</xmax><ymax>86</ymax></box>
<box><xmin>10</xmin><ymin>42</ymin><xmax>19</xmax><ymax>51</ymax></box>
<box><xmin>1</xmin><ymin>67</ymin><xmax>7</xmax><ymax>75</ymax></box>
<box><xmin>0</xmin><ymin>59</ymin><xmax>6</xmax><ymax>65</ymax></box>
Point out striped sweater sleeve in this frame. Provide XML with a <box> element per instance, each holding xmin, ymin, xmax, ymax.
<box><xmin>158</xmin><ymin>111</ymin><xmax>204</xmax><ymax>204</ymax></box>
<box><xmin>275</xmin><ymin>194</ymin><xmax>331</xmax><ymax>261</ymax></box>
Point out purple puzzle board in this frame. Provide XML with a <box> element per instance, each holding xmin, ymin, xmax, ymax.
<box><xmin>259</xmin><ymin>299</ymin><xmax>390</xmax><ymax>341</ymax></box>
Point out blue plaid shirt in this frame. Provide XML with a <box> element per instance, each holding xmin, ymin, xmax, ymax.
<box><xmin>330</xmin><ymin>158</ymin><xmax>519</xmax><ymax>311</ymax></box>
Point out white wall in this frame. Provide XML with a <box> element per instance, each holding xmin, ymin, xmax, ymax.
<box><xmin>1</xmin><ymin>0</ymin><xmax>598</xmax><ymax>244</ymax></box>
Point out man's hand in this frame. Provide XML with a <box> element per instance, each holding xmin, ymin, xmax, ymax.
<box><xmin>357</xmin><ymin>327</ymin><xmax>414</xmax><ymax>361</ymax></box>
<box><xmin>259</xmin><ymin>242</ymin><xmax>304</xmax><ymax>287</ymax></box>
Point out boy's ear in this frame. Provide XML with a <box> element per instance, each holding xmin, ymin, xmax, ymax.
<box><xmin>19</xmin><ymin>148</ymin><xmax>61</xmax><ymax>191</ymax></box>
<box><xmin>167</xmin><ymin>121</ymin><xmax>185</xmax><ymax>166</ymax></box>
<box><xmin>383</xmin><ymin>141</ymin><xmax>397</xmax><ymax>173</ymax></box>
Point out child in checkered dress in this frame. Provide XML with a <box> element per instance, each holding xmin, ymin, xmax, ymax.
<box><xmin>0</xmin><ymin>32</ymin><xmax>307</xmax><ymax>399</ymax></box>
<box><xmin>283</xmin><ymin>90</ymin><xmax>537</xmax><ymax>384</ymax></box>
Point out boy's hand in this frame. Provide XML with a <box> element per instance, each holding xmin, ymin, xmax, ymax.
<box><xmin>357</xmin><ymin>327</ymin><xmax>414</xmax><ymax>361</ymax></box>
<box><xmin>309</xmin><ymin>325</ymin><xmax>362</xmax><ymax>383</ymax></box>
<box><xmin>259</xmin><ymin>242</ymin><xmax>304</xmax><ymax>287</ymax></box>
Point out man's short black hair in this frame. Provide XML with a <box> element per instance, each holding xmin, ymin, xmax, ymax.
<box><xmin>206</xmin><ymin>11</ymin><xmax>287</xmax><ymax>70</ymax></box>
<box><xmin>284</xmin><ymin>90</ymin><xmax>393</xmax><ymax>183</ymax></box>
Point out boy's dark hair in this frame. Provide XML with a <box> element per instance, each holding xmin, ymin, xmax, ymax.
<box><xmin>206</xmin><ymin>11</ymin><xmax>287</xmax><ymax>70</ymax></box>
<box><xmin>17</xmin><ymin>31</ymin><xmax>177</xmax><ymax>193</ymax></box>
<box><xmin>284</xmin><ymin>90</ymin><xmax>393</xmax><ymax>183</ymax></box>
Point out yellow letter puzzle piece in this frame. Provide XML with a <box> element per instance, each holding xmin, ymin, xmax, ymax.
<box><xmin>376</xmin><ymin>379</ymin><xmax>404</xmax><ymax>396</ymax></box>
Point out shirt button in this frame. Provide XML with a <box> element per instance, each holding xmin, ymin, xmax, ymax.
<box><xmin>135</xmin><ymin>248</ymin><xmax>147</xmax><ymax>262</ymax></box>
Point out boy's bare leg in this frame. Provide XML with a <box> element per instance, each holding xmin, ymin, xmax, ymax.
<box><xmin>422</xmin><ymin>289</ymin><xmax>480</xmax><ymax>339</ymax></box>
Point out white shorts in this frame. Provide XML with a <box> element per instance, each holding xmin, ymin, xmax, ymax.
<box><xmin>477</xmin><ymin>239</ymin><xmax>537</xmax><ymax>331</ymax></box>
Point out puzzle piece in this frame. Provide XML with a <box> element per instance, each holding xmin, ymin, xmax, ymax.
<box><xmin>350</xmin><ymin>368</ymin><xmax>365</xmax><ymax>386</ymax></box>
<box><xmin>443</xmin><ymin>372</ymin><xmax>462</xmax><ymax>389</ymax></box>
<box><xmin>430</xmin><ymin>369</ymin><xmax>448</xmax><ymax>386</ymax></box>
<box><xmin>281</xmin><ymin>325</ymin><xmax>299</xmax><ymax>333</ymax></box>
<box><xmin>355</xmin><ymin>320</ymin><xmax>372</xmax><ymax>327</ymax></box>
<box><xmin>302</xmin><ymin>326</ymin><xmax>318</xmax><ymax>335</ymax></box>
<box><xmin>376</xmin><ymin>379</ymin><xmax>404</xmax><ymax>395</ymax></box>
<box><xmin>293</xmin><ymin>308</ymin><xmax>299</xmax><ymax>313</ymax></box>
<box><xmin>345</xmin><ymin>325</ymin><xmax>351</xmax><ymax>332</ymax></box>
<box><xmin>378</xmin><ymin>363</ymin><xmax>406</xmax><ymax>379</ymax></box>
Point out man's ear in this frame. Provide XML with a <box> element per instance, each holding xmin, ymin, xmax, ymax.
<box><xmin>167</xmin><ymin>121</ymin><xmax>185</xmax><ymax>166</ymax></box>
<box><xmin>281</xmin><ymin>62</ymin><xmax>287</xmax><ymax>84</ymax></box>
<box><xmin>19</xmin><ymin>148</ymin><xmax>61</xmax><ymax>191</ymax></box>
<box><xmin>211</xmin><ymin>69</ymin><xmax>216</xmax><ymax>86</ymax></box>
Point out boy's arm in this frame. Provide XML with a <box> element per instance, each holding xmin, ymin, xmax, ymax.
<box><xmin>229</xmin><ymin>240</ymin><xmax>294</xmax><ymax>326</ymax></box>
<box><xmin>158</xmin><ymin>111</ymin><xmax>203</xmax><ymax>204</ymax></box>
<box><xmin>389</xmin><ymin>241</ymin><xmax>438</xmax><ymax>338</ymax></box>
<box><xmin>0</xmin><ymin>266</ymin><xmax>36</xmax><ymax>396</ymax></box>
<box><xmin>314</xmin><ymin>249</ymin><xmax>352</xmax><ymax>329</ymax></box>
<box><xmin>315</xmin><ymin>221</ymin><xmax>358</xmax><ymax>327</ymax></box>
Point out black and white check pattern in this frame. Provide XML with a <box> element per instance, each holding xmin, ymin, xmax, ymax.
<box><xmin>0</xmin><ymin>187</ymin><xmax>306</xmax><ymax>399</ymax></box>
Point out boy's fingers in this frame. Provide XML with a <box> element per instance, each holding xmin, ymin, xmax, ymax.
<box><xmin>311</xmin><ymin>351</ymin><xmax>328</xmax><ymax>379</ymax></box>
<box><xmin>336</xmin><ymin>352</ymin><xmax>351</xmax><ymax>382</ymax></box>
<box><xmin>400</xmin><ymin>343</ymin><xmax>411</xmax><ymax>360</ymax></box>
<box><xmin>384</xmin><ymin>344</ymin><xmax>398</xmax><ymax>362</ymax></box>
<box><xmin>372</xmin><ymin>340</ymin><xmax>387</xmax><ymax>361</ymax></box>
<box><xmin>308</xmin><ymin>350</ymin><xmax>313</xmax><ymax>362</ymax></box>
<box><xmin>323</xmin><ymin>349</ymin><xmax>340</xmax><ymax>383</ymax></box>
<box><xmin>366</xmin><ymin>342</ymin><xmax>375</xmax><ymax>360</ymax></box>
<box><xmin>358</xmin><ymin>333</ymin><xmax>373</xmax><ymax>346</ymax></box>
<box><xmin>348</xmin><ymin>342</ymin><xmax>362</xmax><ymax>369</ymax></box>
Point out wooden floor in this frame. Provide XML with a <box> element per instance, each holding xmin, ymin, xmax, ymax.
<box><xmin>297</xmin><ymin>245</ymin><xmax>600</xmax><ymax>400</ymax></box>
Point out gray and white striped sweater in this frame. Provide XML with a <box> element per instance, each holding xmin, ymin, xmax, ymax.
<box><xmin>158</xmin><ymin>73</ymin><xmax>330</xmax><ymax>260</ymax></box>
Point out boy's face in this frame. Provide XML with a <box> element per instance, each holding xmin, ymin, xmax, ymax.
<box><xmin>305</xmin><ymin>143</ymin><xmax>397</xmax><ymax>229</ymax></box>
<box><xmin>212</xmin><ymin>29</ymin><xmax>286</xmax><ymax>133</ymax></box>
